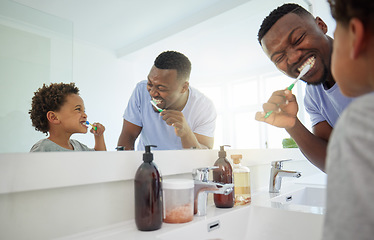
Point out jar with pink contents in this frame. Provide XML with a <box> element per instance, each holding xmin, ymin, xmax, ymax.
<box><xmin>163</xmin><ymin>179</ymin><xmax>194</xmax><ymax>224</ymax></box>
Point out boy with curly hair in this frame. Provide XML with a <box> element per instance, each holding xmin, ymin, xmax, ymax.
<box><xmin>29</xmin><ymin>82</ymin><xmax>106</xmax><ymax>151</ymax></box>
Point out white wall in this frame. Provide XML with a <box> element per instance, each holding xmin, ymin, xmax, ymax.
<box><xmin>70</xmin><ymin>42</ymin><xmax>133</xmax><ymax>151</ymax></box>
<box><xmin>0</xmin><ymin>0</ymin><xmax>73</xmax><ymax>153</ymax></box>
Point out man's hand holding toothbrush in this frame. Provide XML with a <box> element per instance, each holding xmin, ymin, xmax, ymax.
<box><xmin>255</xmin><ymin>89</ymin><xmax>299</xmax><ymax>129</ymax></box>
<box><xmin>160</xmin><ymin>110</ymin><xmax>209</xmax><ymax>149</ymax></box>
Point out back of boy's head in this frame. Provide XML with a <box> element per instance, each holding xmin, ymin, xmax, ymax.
<box><xmin>328</xmin><ymin>0</ymin><xmax>374</xmax><ymax>32</ymax></box>
<box><xmin>29</xmin><ymin>82</ymin><xmax>79</xmax><ymax>134</ymax></box>
<box><xmin>257</xmin><ymin>3</ymin><xmax>313</xmax><ymax>45</ymax></box>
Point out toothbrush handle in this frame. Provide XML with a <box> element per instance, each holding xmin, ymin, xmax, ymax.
<box><xmin>264</xmin><ymin>110</ymin><xmax>273</xmax><ymax>119</ymax></box>
<box><xmin>287</xmin><ymin>83</ymin><xmax>295</xmax><ymax>91</ymax></box>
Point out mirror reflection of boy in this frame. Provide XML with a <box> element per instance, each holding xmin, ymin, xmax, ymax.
<box><xmin>323</xmin><ymin>0</ymin><xmax>374</xmax><ymax>239</ymax></box>
<box><xmin>29</xmin><ymin>82</ymin><xmax>106</xmax><ymax>152</ymax></box>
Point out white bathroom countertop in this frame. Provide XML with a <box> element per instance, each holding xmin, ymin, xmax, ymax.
<box><xmin>0</xmin><ymin>149</ymin><xmax>325</xmax><ymax>240</ymax></box>
<box><xmin>56</xmin><ymin>172</ymin><xmax>327</xmax><ymax>240</ymax></box>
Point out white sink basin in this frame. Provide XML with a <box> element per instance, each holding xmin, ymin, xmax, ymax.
<box><xmin>271</xmin><ymin>186</ymin><xmax>326</xmax><ymax>208</ymax></box>
<box><xmin>157</xmin><ymin>204</ymin><xmax>323</xmax><ymax>240</ymax></box>
<box><xmin>158</xmin><ymin>185</ymin><xmax>326</xmax><ymax>240</ymax></box>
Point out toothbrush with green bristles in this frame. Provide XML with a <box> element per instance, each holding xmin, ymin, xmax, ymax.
<box><xmin>264</xmin><ymin>64</ymin><xmax>311</xmax><ymax>119</ymax></box>
<box><xmin>150</xmin><ymin>99</ymin><xmax>163</xmax><ymax>113</ymax></box>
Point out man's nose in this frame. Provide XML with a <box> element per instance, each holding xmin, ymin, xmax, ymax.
<box><xmin>286</xmin><ymin>48</ymin><xmax>302</xmax><ymax>65</ymax></box>
<box><xmin>149</xmin><ymin>86</ymin><xmax>160</xmax><ymax>97</ymax></box>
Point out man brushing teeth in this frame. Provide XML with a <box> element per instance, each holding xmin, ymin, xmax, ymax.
<box><xmin>118</xmin><ymin>51</ymin><xmax>217</xmax><ymax>151</ymax></box>
<box><xmin>255</xmin><ymin>3</ymin><xmax>353</xmax><ymax>172</ymax></box>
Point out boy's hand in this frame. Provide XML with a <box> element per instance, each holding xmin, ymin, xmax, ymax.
<box><xmin>91</xmin><ymin>122</ymin><xmax>106</xmax><ymax>151</ymax></box>
<box><xmin>90</xmin><ymin>122</ymin><xmax>105</xmax><ymax>136</ymax></box>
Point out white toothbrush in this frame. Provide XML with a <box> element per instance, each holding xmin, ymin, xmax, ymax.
<box><xmin>264</xmin><ymin>64</ymin><xmax>311</xmax><ymax>119</ymax></box>
<box><xmin>287</xmin><ymin>64</ymin><xmax>311</xmax><ymax>91</ymax></box>
<box><xmin>150</xmin><ymin>100</ymin><xmax>163</xmax><ymax>112</ymax></box>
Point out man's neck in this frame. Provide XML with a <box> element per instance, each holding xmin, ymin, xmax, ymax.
<box><xmin>173</xmin><ymin>89</ymin><xmax>190</xmax><ymax>111</ymax></box>
<box><xmin>323</xmin><ymin>72</ymin><xmax>336</xmax><ymax>90</ymax></box>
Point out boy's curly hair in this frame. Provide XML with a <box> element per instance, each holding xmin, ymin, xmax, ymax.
<box><xmin>29</xmin><ymin>82</ymin><xmax>79</xmax><ymax>134</ymax></box>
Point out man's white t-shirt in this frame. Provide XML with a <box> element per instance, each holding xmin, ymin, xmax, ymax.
<box><xmin>123</xmin><ymin>80</ymin><xmax>217</xmax><ymax>150</ymax></box>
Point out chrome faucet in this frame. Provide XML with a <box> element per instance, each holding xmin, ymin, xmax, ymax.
<box><xmin>269</xmin><ymin>160</ymin><xmax>301</xmax><ymax>193</ymax></box>
<box><xmin>192</xmin><ymin>167</ymin><xmax>234</xmax><ymax>216</ymax></box>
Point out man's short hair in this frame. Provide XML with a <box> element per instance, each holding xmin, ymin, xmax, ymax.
<box><xmin>257</xmin><ymin>3</ymin><xmax>313</xmax><ymax>45</ymax></box>
<box><xmin>328</xmin><ymin>0</ymin><xmax>374</xmax><ymax>31</ymax></box>
<box><xmin>154</xmin><ymin>51</ymin><xmax>191</xmax><ymax>81</ymax></box>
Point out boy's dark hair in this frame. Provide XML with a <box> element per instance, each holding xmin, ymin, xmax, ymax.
<box><xmin>257</xmin><ymin>3</ymin><xmax>313</xmax><ymax>45</ymax></box>
<box><xmin>29</xmin><ymin>82</ymin><xmax>79</xmax><ymax>134</ymax></box>
<box><xmin>154</xmin><ymin>51</ymin><xmax>191</xmax><ymax>81</ymax></box>
<box><xmin>328</xmin><ymin>0</ymin><xmax>374</xmax><ymax>31</ymax></box>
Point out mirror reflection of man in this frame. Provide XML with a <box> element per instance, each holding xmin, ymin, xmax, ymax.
<box><xmin>255</xmin><ymin>3</ymin><xmax>353</xmax><ymax>172</ymax></box>
<box><xmin>117</xmin><ymin>51</ymin><xmax>217</xmax><ymax>150</ymax></box>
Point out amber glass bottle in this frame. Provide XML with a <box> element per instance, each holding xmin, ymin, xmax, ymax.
<box><xmin>134</xmin><ymin>145</ymin><xmax>163</xmax><ymax>231</ymax></box>
<box><xmin>213</xmin><ymin>145</ymin><xmax>234</xmax><ymax>208</ymax></box>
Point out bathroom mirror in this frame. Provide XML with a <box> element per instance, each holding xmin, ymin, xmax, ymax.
<box><xmin>0</xmin><ymin>0</ymin><xmax>335</xmax><ymax>153</ymax></box>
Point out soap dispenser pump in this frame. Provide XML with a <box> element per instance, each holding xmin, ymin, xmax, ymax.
<box><xmin>134</xmin><ymin>145</ymin><xmax>163</xmax><ymax>231</ymax></box>
<box><xmin>213</xmin><ymin>145</ymin><xmax>234</xmax><ymax>208</ymax></box>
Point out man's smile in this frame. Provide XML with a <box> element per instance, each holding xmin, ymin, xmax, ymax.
<box><xmin>298</xmin><ymin>56</ymin><xmax>315</xmax><ymax>73</ymax></box>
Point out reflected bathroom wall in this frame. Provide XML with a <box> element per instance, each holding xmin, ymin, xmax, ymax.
<box><xmin>0</xmin><ymin>0</ymin><xmax>73</xmax><ymax>153</ymax></box>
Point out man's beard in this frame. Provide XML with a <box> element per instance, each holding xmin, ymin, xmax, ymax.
<box><xmin>306</xmin><ymin>65</ymin><xmax>329</xmax><ymax>86</ymax></box>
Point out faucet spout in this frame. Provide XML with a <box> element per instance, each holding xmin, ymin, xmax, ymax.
<box><xmin>192</xmin><ymin>167</ymin><xmax>234</xmax><ymax>216</ymax></box>
<box><xmin>269</xmin><ymin>160</ymin><xmax>301</xmax><ymax>193</ymax></box>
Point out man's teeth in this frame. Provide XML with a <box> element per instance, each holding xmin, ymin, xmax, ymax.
<box><xmin>298</xmin><ymin>57</ymin><xmax>315</xmax><ymax>72</ymax></box>
<box><xmin>152</xmin><ymin>98</ymin><xmax>162</xmax><ymax>104</ymax></box>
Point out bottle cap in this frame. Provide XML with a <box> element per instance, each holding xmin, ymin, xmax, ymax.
<box><xmin>231</xmin><ymin>154</ymin><xmax>242</xmax><ymax>164</ymax></box>
<box><xmin>143</xmin><ymin>145</ymin><xmax>157</xmax><ymax>162</ymax></box>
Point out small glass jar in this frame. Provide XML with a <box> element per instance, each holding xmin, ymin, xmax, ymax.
<box><xmin>163</xmin><ymin>179</ymin><xmax>194</xmax><ymax>223</ymax></box>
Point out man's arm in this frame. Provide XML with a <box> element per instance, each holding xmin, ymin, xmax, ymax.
<box><xmin>255</xmin><ymin>89</ymin><xmax>329</xmax><ymax>172</ymax></box>
<box><xmin>117</xmin><ymin>120</ymin><xmax>142</xmax><ymax>150</ymax></box>
<box><xmin>180</xmin><ymin>131</ymin><xmax>213</xmax><ymax>149</ymax></box>
<box><xmin>286</xmin><ymin>119</ymin><xmax>331</xmax><ymax>172</ymax></box>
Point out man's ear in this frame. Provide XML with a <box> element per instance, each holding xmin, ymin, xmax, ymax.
<box><xmin>181</xmin><ymin>81</ymin><xmax>189</xmax><ymax>93</ymax></box>
<box><xmin>46</xmin><ymin>111</ymin><xmax>60</xmax><ymax>124</ymax></box>
<box><xmin>315</xmin><ymin>17</ymin><xmax>328</xmax><ymax>34</ymax></box>
<box><xmin>349</xmin><ymin>18</ymin><xmax>366</xmax><ymax>59</ymax></box>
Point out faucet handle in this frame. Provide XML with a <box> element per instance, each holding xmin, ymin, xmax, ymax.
<box><xmin>192</xmin><ymin>166</ymin><xmax>218</xmax><ymax>182</ymax></box>
<box><xmin>271</xmin><ymin>159</ymin><xmax>292</xmax><ymax>169</ymax></box>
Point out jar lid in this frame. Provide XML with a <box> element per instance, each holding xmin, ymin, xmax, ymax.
<box><xmin>163</xmin><ymin>179</ymin><xmax>194</xmax><ymax>189</ymax></box>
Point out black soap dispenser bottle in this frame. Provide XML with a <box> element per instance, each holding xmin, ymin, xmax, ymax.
<box><xmin>213</xmin><ymin>145</ymin><xmax>235</xmax><ymax>208</ymax></box>
<box><xmin>134</xmin><ymin>145</ymin><xmax>163</xmax><ymax>231</ymax></box>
